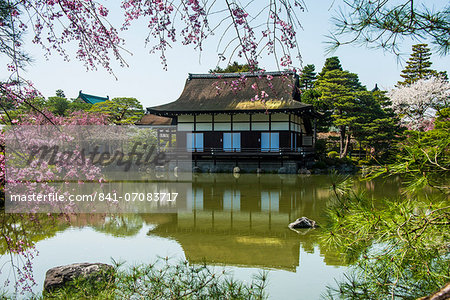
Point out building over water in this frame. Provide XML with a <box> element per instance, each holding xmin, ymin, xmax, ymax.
<box><xmin>144</xmin><ymin>71</ymin><xmax>318</xmax><ymax>173</ymax></box>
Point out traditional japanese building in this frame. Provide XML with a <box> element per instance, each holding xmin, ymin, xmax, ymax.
<box><xmin>77</xmin><ymin>90</ymin><xmax>109</xmax><ymax>104</ymax></box>
<box><xmin>145</xmin><ymin>71</ymin><xmax>318</xmax><ymax>172</ymax></box>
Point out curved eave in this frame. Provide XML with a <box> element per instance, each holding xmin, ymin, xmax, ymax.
<box><xmin>147</xmin><ymin>105</ymin><xmax>316</xmax><ymax>117</ymax></box>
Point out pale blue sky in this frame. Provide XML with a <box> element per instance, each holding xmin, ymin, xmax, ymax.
<box><xmin>8</xmin><ymin>1</ymin><xmax>450</xmax><ymax>108</ymax></box>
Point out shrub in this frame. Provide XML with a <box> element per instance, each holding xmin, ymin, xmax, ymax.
<box><xmin>42</xmin><ymin>258</ymin><xmax>268</xmax><ymax>300</ymax></box>
<box><xmin>327</xmin><ymin>151</ymin><xmax>339</xmax><ymax>159</ymax></box>
<box><xmin>313</xmin><ymin>161</ymin><xmax>328</xmax><ymax>169</ymax></box>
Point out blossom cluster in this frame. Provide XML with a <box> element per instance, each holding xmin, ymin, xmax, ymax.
<box><xmin>388</xmin><ymin>77</ymin><xmax>450</xmax><ymax>130</ymax></box>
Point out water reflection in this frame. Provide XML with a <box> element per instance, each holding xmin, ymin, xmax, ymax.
<box><xmin>147</xmin><ymin>174</ymin><xmax>404</xmax><ymax>271</ymax></box>
<box><xmin>0</xmin><ymin>174</ymin><xmax>409</xmax><ymax>298</ymax></box>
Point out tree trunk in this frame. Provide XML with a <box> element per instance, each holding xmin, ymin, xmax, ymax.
<box><xmin>340</xmin><ymin>131</ymin><xmax>351</xmax><ymax>158</ymax></box>
<box><xmin>358</xmin><ymin>140</ymin><xmax>362</xmax><ymax>159</ymax></box>
<box><xmin>339</xmin><ymin>126</ymin><xmax>345</xmax><ymax>157</ymax></box>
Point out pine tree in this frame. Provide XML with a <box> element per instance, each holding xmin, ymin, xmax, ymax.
<box><xmin>316</xmin><ymin>68</ymin><xmax>364</xmax><ymax>158</ymax></box>
<box><xmin>318</xmin><ymin>57</ymin><xmax>342</xmax><ymax>78</ymax></box>
<box><xmin>397</xmin><ymin>44</ymin><xmax>442</xmax><ymax>86</ymax></box>
<box><xmin>351</xmin><ymin>91</ymin><xmax>401</xmax><ymax>158</ymax></box>
<box><xmin>299</xmin><ymin>64</ymin><xmax>316</xmax><ymax>90</ymax></box>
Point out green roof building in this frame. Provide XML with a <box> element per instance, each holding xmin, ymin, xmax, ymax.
<box><xmin>78</xmin><ymin>90</ymin><xmax>109</xmax><ymax>105</ymax></box>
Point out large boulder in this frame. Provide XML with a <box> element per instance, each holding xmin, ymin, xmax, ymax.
<box><xmin>44</xmin><ymin>263</ymin><xmax>113</xmax><ymax>292</ymax></box>
<box><xmin>288</xmin><ymin>217</ymin><xmax>318</xmax><ymax>229</ymax></box>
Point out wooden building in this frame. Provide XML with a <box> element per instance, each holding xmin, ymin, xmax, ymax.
<box><xmin>146</xmin><ymin>71</ymin><xmax>318</xmax><ymax>172</ymax></box>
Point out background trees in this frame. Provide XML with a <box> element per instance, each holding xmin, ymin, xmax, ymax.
<box><xmin>315</xmin><ymin>68</ymin><xmax>364</xmax><ymax>158</ymax></box>
<box><xmin>88</xmin><ymin>97</ymin><xmax>144</xmax><ymax>124</ymax></box>
<box><xmin>397</xmin><ymin>44</ymin><xmax>448</xmax><ymax>86</ymax></box>
<box><xmin>209</xmin><ymin>62</ymin><xmax>256</xmax><ymax>73</ymax></box>
<box><xmin>389</xmin><ymin>77</ymin><xmax>450</xmax><ymax>130</ymax></box>
<box><xmin>299</xmin><ymin>56</ymin><xmax>401</xmax><ymax>160</ymax></box>
<box><xmin>389</xmin><ymin>43</ymin><xmax>449</xmax><ymax>130</ymax></box>
<box><xmin>299</xmin><ymin>64</ymin><xmax>316</xmax><ymax>90</ymax></box>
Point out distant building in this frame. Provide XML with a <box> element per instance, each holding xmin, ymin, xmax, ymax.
<box><xmin>144</xmin><ymin>71</ymin><xmax>318</xmax><ymax>172</ymax></box>
<box><xmin>371</xmin><ymin>84</ymin><xmax>379</xmax><ymax>92</ymax></box>
<box><xmin>77</xmin><ymin>90</ymin><xmax>109</xmax><ymax>105</ymax></box>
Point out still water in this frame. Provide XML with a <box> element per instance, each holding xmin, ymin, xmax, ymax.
<box><xmin>1</xmin><ymin>174</ymin><xmax>405</xmax><ymax>299</ymax></box>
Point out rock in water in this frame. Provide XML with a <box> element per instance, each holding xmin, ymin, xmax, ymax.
<box><xmin>288</xmin><ymin>217</ymin><xmax>317</xmax><ymax>229</ymax></box>
<box><xmin>44</xmin><ymin>263</ymin><xmax>113</xmax><ymax>292</ymax></box>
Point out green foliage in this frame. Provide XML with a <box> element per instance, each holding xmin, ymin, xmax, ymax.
<box><xmin>88</xmin><ymin>97</ymin><xmax>144</xmax><ymax>124</ymax></box>
<box><xmin>328</xmin><ymin>1</ymin><xmax>450</xmax><ymax>56</ymax></box>
<box><xmin>299</xmin><ymin>64</ymin><xmax>317</xmax><ymax>90</ymax></box>
<box><xmin>315</xmin><ymin>65</ymin><xmax>365</xmax><ymax>157</ymax></box>
<box><xmin>351</xmin><ymin>91</ymin><xmax>402</xmax><ymax>158</ymax></box>
<box><xmin>47</xmin><ymin>96</ymin><xmax>70</xmax><ymax>116</ymax></box>
<box><xmin>209</xmin><ymin>61</ymin><xmax>258</xmax><ymax>73</ymax></box>
<box><xmin>323</xmin><ymin>191</ymin><xmax>450</xmax><ymax>299</ymax></box>
<box><xmin>318</xmin><ymin>57</ymin><xmax>342</xmax><ymax>78</ymax></box>
<box><xmin>313</xmin><ymin>58</ymin><xmax>400</xmax><ymax>160</ymax></box>
<box><xmin>0</xmin><ymin>213</ymin><xmax>69</xmax><ymax>255</ymax></box>
<box><xmin>367</xmin><ymin>108</ymin><xmax>450</xmax><ymax>194</ymax></box>
<box><xmin>43</xmin><ymin>258</ymin><xmax>268</xmax><ymax>300</ymax></box>
<box><xmin>68</xmin><ymin>99</ymin><xmax>92</xmax><ymax>112</ymax></box>
<box><xmin>397</xmin><ymin>44</ymin><xmax>447</xmax><ymax>86</ymax></box>
<box><xmin>300</xmin><ymin>88</ymin><xmax>332</xmax><ymax>131</ymax></box>
<box><xmin>6</xmin><ymin>97</ymin><xmax>47</xmax><ymax>121</ymax></box>
<box><xmin>55</xmin><ymin>89</ymin><xmax>65</xmax><ymax>98</ymax></box>
<box><xmin>323</xmin><ymin>105</ymin><xmax>450</xmax><ymax>298</ymax></box>
<box><xmin>327</xmin><ymin>151</ymin><xmax>339</xmax><ymax>159</ymax></box>
<box><xmin>93</xmin><ymin>214</ymin><xmax>143</xmax><ymax>237</ymax></box>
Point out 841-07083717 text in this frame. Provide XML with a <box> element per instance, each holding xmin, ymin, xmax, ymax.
<box><xmin>98</xmin><ymin>192</ymin><xmax>178</xmax><ymax>202</ymax></box>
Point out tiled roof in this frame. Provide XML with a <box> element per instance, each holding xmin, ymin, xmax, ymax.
<box><xmin>78</xmin><ymin>91</ymin><xmax>109</xmax><ymax>104</ymax></box>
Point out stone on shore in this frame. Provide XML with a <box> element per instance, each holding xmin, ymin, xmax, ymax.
<box><xmin>44</xmin><ymin>263</ymin><xmax>113</xmax><ymax>292</ymax></box>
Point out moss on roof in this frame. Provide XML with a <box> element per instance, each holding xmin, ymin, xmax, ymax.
<box><xmin>148</xmin><ymin>71</ymin><xmax>311</xmax><ymax>116</ymax></box>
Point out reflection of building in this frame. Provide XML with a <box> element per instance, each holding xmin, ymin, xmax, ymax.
<box><xmin>145</xmin><ymin>72</ymin><xmax>318</xmax><ymax>172</ymax></box>
<box><xmin>149</xmin><ymin>174</ymin><xmax>345</xmax><ymax>271</ymax></box>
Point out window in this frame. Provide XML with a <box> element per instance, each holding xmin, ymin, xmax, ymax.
<box><xmin>261</xmin><ymin>191</ymin><xmax>279</xmax><ymax>212</ymax></box>
<box><xmin>186</xmin><ymin>133</ymin><xmax>204</xmax><ymax>152</ymax></box>
<box><xmin>223</xmin><ymin>190</ymin><xmax>240</xmax><ymax>211</ymax></box>
<box><xmin>223</xmin><ymin>132</ymin><xmax>241</xmax><ymax>152</ymax></box>
<box><xmin>291</xmin><ymin>132</ymin><xmax>298</xmax><ymax>151</ymax></box>
<box><xmin>261</xmin><ymin>132</ymin><xmax>279</xmax><ymax>152</ymax></box>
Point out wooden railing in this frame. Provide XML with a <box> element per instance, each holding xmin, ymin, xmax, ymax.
<box><xmin>180</xmin><ymin>147</ymin><xmax>314</xmax><ymax>155</ymax></box>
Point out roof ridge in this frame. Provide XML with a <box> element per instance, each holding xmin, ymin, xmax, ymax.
<box><xmin>188</xmin><ymin>71</ymin><xmax>295</xmax><ymax>80</ymax></box>
<box><xmin>79</xmin><ymin>91</ymin><xmax>109</xmax><ymax>99</ymax></box>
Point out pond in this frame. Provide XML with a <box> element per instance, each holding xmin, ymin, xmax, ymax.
<box><xmin>1</xmin><ymin>174</ymin><xmax>407</xmax><ymax>299</ymax></box>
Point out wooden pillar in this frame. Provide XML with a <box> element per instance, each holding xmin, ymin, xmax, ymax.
<box><xmin>269</xmin><ymin>113</ymin><xmax>272</xmax><ymax>131</ymax></box>
<box><xmin>230</xmin><ymin>114</ymin><xmax>233</xmax><ymax>131</ymax></box>
<box><xmin>313</xmin><ymin>118</ymin><xmax>317</xmax><ymax>149</ymax></box>
<box><xmin>193</xmin><ymin>114</ymin><xmax>196</xmax><ymax>131</ymax></box>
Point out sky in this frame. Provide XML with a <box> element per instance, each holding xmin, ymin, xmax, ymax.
<box><xmin>8</xmin><ymin>1</ymin><xmax>450</xmax><ymax>108</ymax></box>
